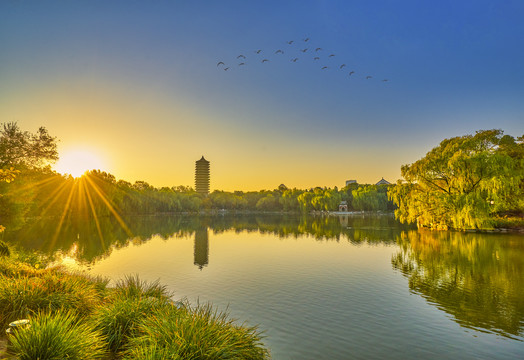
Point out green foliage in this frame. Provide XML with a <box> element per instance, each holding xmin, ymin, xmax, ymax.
<box><xmin>352</xmin><ymin>185</ymin><xmax>389</xmax><ymax>211</ymax></box>
<box><xmin>0</xmin><ymin>122</ymin><xmax>58</xmax><ymax>169</ymax></box>
<box><xmin>389</xmin><ymin>130</ymin><xmax>524</xmax><ymax>230</ymax></box>
<box><xmin>256</xmin><ymin>194</ymin><xmax>282</xmax><ymax>211</ymax></box>
<box><xmin>123</xmin><ymin>302</ymin><xmax>269</xmax><ymax>360</ymax></box>
<box><xmin>7</xmin><ymin>310</ymin><xmax>107</xmax><ymax>360</ymax></box>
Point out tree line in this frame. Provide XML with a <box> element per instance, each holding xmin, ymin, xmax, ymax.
<box><xmin>4</xmin><ymin>122</ymin><xmax>521</xmax><ymax>231</ymax></box>
<box><xmin>0</xmin><ymin>122</ymin><xmax>394</xmax><ymax>230</ymax></box>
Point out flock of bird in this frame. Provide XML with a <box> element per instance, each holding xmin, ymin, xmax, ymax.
<box><xmin>216</xmin><ymin>37</ymin><xmax>389</xmax><ymax>82</ymax></box>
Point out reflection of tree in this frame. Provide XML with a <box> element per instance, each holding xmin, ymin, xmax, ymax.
<box><xmin>392</xmin><ymin>230</ymin><xmax>524</xmax><ymax>339</ymax></box>
<box><xmin>3</xmin><ymin>213</ymin><xmax>411</xmax><ymax>263</ymax></box>
<box><xmin>194</xmin><ymin>228</ymin><xmax>209</xmax><ymax>270</ymax></box>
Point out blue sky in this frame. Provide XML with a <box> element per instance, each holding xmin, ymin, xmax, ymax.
<box><xmin>1</xmin><ymin>0</ymin><xmax>523</xmax><ymax>190</ymax></box>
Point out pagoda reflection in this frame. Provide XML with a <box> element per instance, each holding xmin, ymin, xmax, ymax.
<box><xmin>193</xmin><ymin>228</ymin><xmax>209</xmax><ymax>270</ymax></box>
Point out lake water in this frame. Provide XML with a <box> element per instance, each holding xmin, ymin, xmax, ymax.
<box><xmin>5</xmin><ymin>214</ymin><xmax>524</xmax><ymax>359</ymax></box>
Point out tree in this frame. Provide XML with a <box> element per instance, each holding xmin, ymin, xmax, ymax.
<box><xmin>0</xmin><ymin>167</ymin><xmax>20</xmax><ymax>233</ymax></box>
<box><xmin>0</xmin><ymin>122</ymin><xmax>58</xmax><ymax>169</ymax></box>
<box><xmin>389</xmin><ymin>129</ymin><xmax>524</xmax><ymax>230</ymax></box>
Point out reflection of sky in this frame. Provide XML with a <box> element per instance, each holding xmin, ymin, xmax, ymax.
<box><xmin>1</xmin><ymin>1</ymin><xmax>523</xmax><ymax>190</ymax></box>
<box><xmin>86</xmin><ymin>229</ymin><xmax>524</xmax><ymax>359</ymax></box>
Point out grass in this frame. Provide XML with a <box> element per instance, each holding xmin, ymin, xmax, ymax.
<box><xmin>124</xmin><ymin>302</ymin><xmax>269</xmax><ymax>359</ymax></box>
<box><xmin>0</xmin><ymin>250</ymin><xmax>270</xmax><ymax>359</ymax></box>
<box><xmin>7</xmin><ymin>309</ymin><xmax>107</xmax><ymax>360</ymax></box>
<box><xmin>0</xmin><ymin>241</ymin><xmax>9</xmax><ymax>257</ymax></box>
<box><xmin>0</xmin><ymin>269</ymin><xmax>106</xmax><ymax>329</ymax></box>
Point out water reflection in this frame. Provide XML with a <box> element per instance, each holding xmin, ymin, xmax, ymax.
<box><xmin>392</xmin><ymin>230</ymin><xmax>524</xmax><ymax>339</ymax></box>
<box><xmin>3</xmin><ymin>213</ymin><xmax>407</xmax><ymax>263</ymax></box>
<box><xmin>4</xmin><ymin>213</ymin><xmax>524</xmax><ymax>339</ymax></box>
<box><xmin>194</xmin><ymin>228</ymin><xmax>209</xmax><ymax>270</ymax></box>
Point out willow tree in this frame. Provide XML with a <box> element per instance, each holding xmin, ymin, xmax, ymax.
<box><xmin>389</xmin><ymin>129</ymin><xmax>524</xmax><ymax>230</ymax></box>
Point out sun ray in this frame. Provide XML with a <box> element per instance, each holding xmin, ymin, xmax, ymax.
<box><xmin>84</xmin><ymin>175</ymin><xmax>132</xmax><ymax>237</ymax></box>
<box><xmin>51</xmin><ymin>180</ymin><xmax>77</xmax><ymax>248</ymax></box>
<box><xmin>81</xmin><ymin>177</ymin><xmax>105</xmax><ymax>245</ymax></box>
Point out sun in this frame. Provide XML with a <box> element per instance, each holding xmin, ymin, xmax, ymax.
<box><xmin>54</xmin><ymin>149</ymin><xmax>107</xmax><ymax>178</ymax></box>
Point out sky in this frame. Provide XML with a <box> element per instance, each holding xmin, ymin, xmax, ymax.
<box><xmin>1</xmin><ymin>0</ymin><xmax>523</xmax><ymax>191</ymax></box>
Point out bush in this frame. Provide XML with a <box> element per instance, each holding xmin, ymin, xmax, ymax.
<box><xmin>7</xmin><ymin>310</ymin><xmax>107</xmax><ymax>360</ymax></box>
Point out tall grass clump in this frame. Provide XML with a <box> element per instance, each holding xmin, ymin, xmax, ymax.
<box><xmin>92</xmin><ymin>275</ymin><xmax>173</xmax><ymax>353</ymax></box>
<box><xmin>7</xmin><ymin>309</ymin><xmax>107</xmax><ymax>360</ymax></box>
<box><xmin>113</xmin><ymin>274</ymin><xmax>171</xmax><ymax>300</ymax></box>
<box><xmin>123</xmin><ymin>302</ymin><xmax>269</xmax><ymax>360</ymax></box>
<box><xmin>93</xmin><ymin>292</ymin><xmax>173</xmax><ymax>353</ymax></box>
<box><xmin>0</xmin><ymin>270</ymin><xmax>103</xmax><ymax>328</ymax></box>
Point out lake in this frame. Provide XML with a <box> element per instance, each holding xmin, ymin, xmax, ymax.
<box><xmin>5</xmin><ymin>213</ymin><xmax>524</xmax><ymax>359</ymax></box>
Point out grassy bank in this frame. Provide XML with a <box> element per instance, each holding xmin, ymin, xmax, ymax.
<box><xmin>0</xmin><ymin>243</ymin><xmax>269</xmax><ymax>359</ymax></box>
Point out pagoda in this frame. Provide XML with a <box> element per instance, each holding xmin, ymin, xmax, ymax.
<box><xmin>195</xmin><ymin>156</ymin><xmax>210</xmax><ymax>195</ymax></box>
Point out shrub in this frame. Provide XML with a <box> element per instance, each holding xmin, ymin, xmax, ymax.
<box><xmin>7</xmin><ymin>310</ymin><xmax>107</xmax><ymax>360</ymax></box>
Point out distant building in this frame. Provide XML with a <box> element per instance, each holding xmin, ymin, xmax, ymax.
<box><xmin>195</xmin><ymin>156</ymin><xmax>210</xmax><ymax>195</ymax></box>
<box><xmin>376</xmin><ymin>178</ymin><xmax>391</xmax><ymax>186</ymax></box>
<box><xmin>339</xmin><ymin>200</ymin><xmax>348</xmax><ymax>212</ymax></box>
<box><xmin>345</xmin><ymin>180</ymin><xmax>357</xmax><ymax>187</ymax></box>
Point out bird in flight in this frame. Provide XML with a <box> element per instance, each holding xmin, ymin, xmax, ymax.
<box><xmin>255</xmin><ymin>50</ymin><xmax>262</xmax><ymax>54</ymax></box>
<box><xmin>237</xmin><ymin>55</ymin><xmax>246</xmax><ymax>59</ymax></box>
<box><xmin>303</xmin><ymin>37</ymin><xmax>310</xmax><ymax>42</ymax></box>
<box><xmin>328</xmin><ymin>54</ymin><xmax>335</xmax><ymax>57</ymax></box>
<box><xmin>217</xmin><ymin>61</ymin><xmax>225</xmax><ymax>67</ymax></box>
<box><xmin>315</xmin><ymin>48</ymin><xmax>322</xmax><ymax>52</ymax></box>
<box><xmin>301</xmin><ymin>48</ymin><xmax>308</xmax><ymax>52</ymax></box>
<box><xmin>366</xmin><ymin>76</ymin><xmax>372</xmax><ymax>79</ymax></box>
<box><xmin>239</xmin><ymin>62</ymin><xmax>246</xmax><ymax>66</ymax></box>
<box><xmin>349</xmin><ymin>71</ymin><xmax>355</xmax><ymax>76</ymax></box>
<box><xmin>291</xmin><ymin>58</ymin><xmax>298</xmax><ymax>62</ymax></box>
<box><xmin>313</xmin><ymin>57</ymin><xmax>320</xmax><ymax>60</ymax></box>
<box><xmin>321</xmin><ymin>66</ymin><xmax>328</xmax><ymax>70</ymax></box>
<box><xmin>382</xmin><ymin>79</ymin><xmax>389</xmax><ymax>82</ymax></box>
<box><xmin>287</xmin><ymin>40</ymin><xmax>294</xmax><ymax>44</ymax></box>
<box><xmin>275</xmin><ymin>49</ymin><xmax>284</xmax><ymax>54</ymax></box>
<box><xmin>262</xmin><ymin>59</ymin><xmax>269</xmax><ymax>63</ymax></box>
<box><xmin>340</xmin><ymin>64</ymin><xmax>346</xmax><ymax>69</ymax></box>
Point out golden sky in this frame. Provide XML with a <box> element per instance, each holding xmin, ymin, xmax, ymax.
<box><xmin>2</xmin><ymin>1</ymin><xmax>523</xmax><ymax>191</ymax></box>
